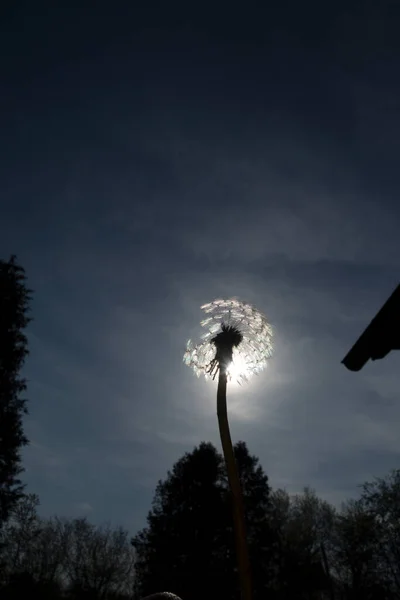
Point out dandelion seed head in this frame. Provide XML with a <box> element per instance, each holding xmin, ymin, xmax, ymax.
<box><xmin>184</xmin><ymin>298</ymin><xmax>273</xmax><ymax>384</ymax></box>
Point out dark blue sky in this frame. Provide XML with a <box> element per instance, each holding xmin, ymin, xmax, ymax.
<box><xmin>1</xmin><ymin>2</ymin><xmax>400</xmax><ymax>533</ymax></box>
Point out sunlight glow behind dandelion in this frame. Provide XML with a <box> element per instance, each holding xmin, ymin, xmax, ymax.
<box><xmin>184</xmin><ymin>298</ymin><xmax>273</xmax><ymax>384</ymax></box>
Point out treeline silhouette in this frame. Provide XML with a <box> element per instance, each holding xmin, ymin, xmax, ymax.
<box><xmin>1</xmin><ymin>441</ymin><xmax>400</xmax><ymax>600</ymax></box>
<box><xmin>1</xmin><ymin>256</ymin><xmax>400</xmax><ymax>600</ymax></box>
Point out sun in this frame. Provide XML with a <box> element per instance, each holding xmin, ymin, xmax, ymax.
<box><xmin>226</xmin><ymin>350</ymin><xmax>252</xmax><ymax>385</ymax></box>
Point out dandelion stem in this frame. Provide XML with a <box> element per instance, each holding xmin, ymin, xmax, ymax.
<box><xmin>217</xmin><ymin>368</ymin><xmax>252</xmax><ymax>600</ymax></box>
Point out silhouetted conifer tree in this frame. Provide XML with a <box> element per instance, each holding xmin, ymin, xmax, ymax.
<box><xmin>132</xmin><ymin>441</ymin><xmax>278</xmax><ymax>600</ymax></box>
<box><xmin>0</xmin><ymin>256</ymin><xmax>32</xmax><ymax>525</ymax></box>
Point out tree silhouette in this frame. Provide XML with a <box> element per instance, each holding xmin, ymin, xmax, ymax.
<box><xmin>132</xmin><ymin>442</ymin><xmax>225</xmax><ymax>600</ymax></box>
<box><xmin>331</xmin><ymin>499</ymin><xmax>383</xmax><ymax>599</ymax></box>
<box><xmin>271</xmin><ymin>487</ymin><xmax>335</xmax><ymax>599</ymax></box>
<box><xmin>0</xmin><ymin>256</ymin><xmax>32</xmax><ymax>525</ymax></box>
<box><xmin>132</xmin><ymin>441</ymin><xmax>277</xmax><ymax>600</ymax></box>
<box><xmin>359</xmin><ymin>470</ymin><xmax>400</xmax><ymax>596</ymax></box>
<box><xmin>0</xmin><ymin>496</ymin><xmax>135</xmax><ymax>600</ymax></box>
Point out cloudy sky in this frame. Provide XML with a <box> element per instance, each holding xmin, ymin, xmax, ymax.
<box><xmin>1</xmin><ymin>2</ymin><xmax>399</xmax><ymax>534</ymax></box>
